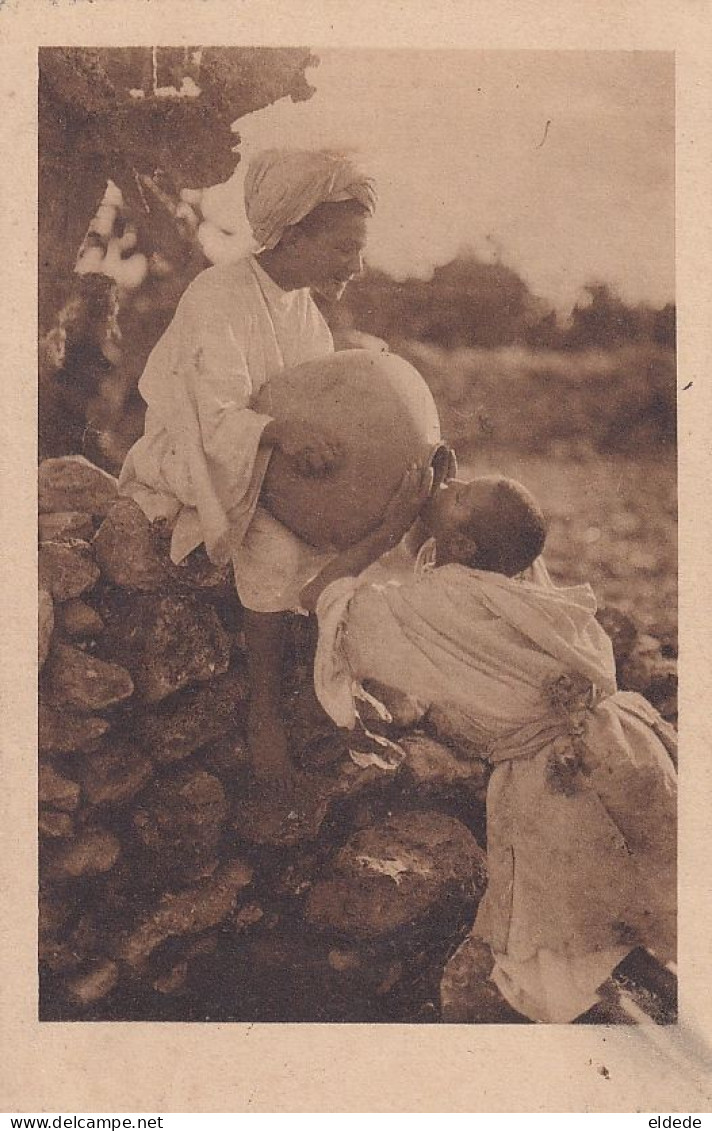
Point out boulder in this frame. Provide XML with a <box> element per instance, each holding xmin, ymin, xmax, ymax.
<box><xmin>618</xmin><ymin>636</ymin><xmax>678</xmax><ymax>719</ymax></box>
<box><xmin>93</xmin><ymin>499</ymin><xmax>172</xmax><ymax>590</ymax></box>
<box><xmin>46</xmin><ymin>828</ymin><xmax>121</xmax><ymax>881</ymax></box>
<box><xmin>38</xmin><ymin>456</ymin><xmax>118</xmax><ymax>517</ymax></box>
<box><xmin>200</xmin><ymin>733</ymin><xmax>251</xmax><ymax>785</ymax></box>
<box><xmin>440</xmin><ymin>933</ymin><xmax>528</xmax><ymax>1024</ymax></box>
<box><xmin>78</xmin><ymin>742</ymin><xmax>154</xmax><ymax>807</ymax></box>
<box><xmin>117</xmin><ymin>857</ymin><xmax>253</xmax><ymax>969</ymax></box>
<box><xmin>596</xmin><ymin>605</ymin><xmax>639</xmax><ymax>669</ymax></box>
<box><xmin>39</xmin><ymin>888</ymin><xmax>75</xmax><ymax>938</ymax></box>
<box><xmin>132</xmin><ymin>664</ymin><xmax>249</xmax><ymax>764</ymax></box>
<box><xmin>38</xmin><ymin>542</ymin><xmax>100</xmax><ymax>601</ymax></box>
<box><xmin>94</xmin><ymin>501</ymin><xmax>229</xmax><ymax>592</ymax></box>
<box><xmin>305</xmin><ymin>810</ymin><xmax>487</xmax><ymax>939</ymax></box>
<box><xmin>132</xmin><ymin>768</ymin><xmax>228</xmax><ymax>882</ymax></box>
<box><xmin>66</xmin><ymin>960</ymin><xmax>120</xmax><ymax>1007</ymax></box>
<box><xmin>38</xmin><ymin>762</ymin><xmax>81</xmax><ymax>811</ymax></box>
<box><xmin>39</xmin><ymin>809</ymin><xmax>75</xmax><ymax>839</ymax></box>
<box><xmin>38</xmin><ymin>588</ymin><xmax>54</xmax><ymax>669</ymax></box>
<box><xmin>38</xmin><ymin>701</ymin><xmax>110</xmax><ymax>755</ymax></box>
<box><xmin>99</xmin><ymin>592</ymin><xmax>231</xmax><ymax>703</ymax></box>
<box><xmin>233</xmin><ymin>754</ymin><xmax>392</xmax><ymax>849</ymax></box>
<box><xmin>44</xmin><ymin>643</ymin><xmax>134</xmax><ymax>712</ymax></box>
<box><xmin>38</xmin><ymin>511</ymin><xmax>95</xmax><ymax>543</ymax></box>
<box><xmin>55</xmin><ymin>599</ymin><xmax>104</xmax><ymax>639</ymax></box>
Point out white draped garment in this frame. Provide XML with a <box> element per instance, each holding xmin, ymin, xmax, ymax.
<box><xmin>314</xmin><ymin>561</ymin><xmax>677</xmax><ymax>1021</ymax></box>
<box><xmin>118</xmin><ymin>255</ymin><xmax>335</xmax><ymax>611</ymax></box>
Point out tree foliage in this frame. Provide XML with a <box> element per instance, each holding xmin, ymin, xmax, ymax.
<box><xmin>338</xmin><ymin>256</ymin><xmax>675</xmax><ymax>353</ymax></box>
<box><xmin>38</xmin><ymin>47</ymin><xmax>318</xmax><ymax>466</ymax></box>
<box><xmin>39</xmin><ymin>47</ymin><xmax>317</xmax><ymax>328</ymax></box>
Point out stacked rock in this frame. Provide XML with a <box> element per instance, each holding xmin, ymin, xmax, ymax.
<box><xmin>36</xmin><ymin>455</ymin><xmax>674</xmax><ymax>1023</ymax></box>
<box><xmin>38</xmin><ymin>455</ymin><xmax>255</xmax><ymax>1013</ymax></box>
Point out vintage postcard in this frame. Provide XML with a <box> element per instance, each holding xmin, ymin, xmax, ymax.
<box><xmin>1</xmin><ymin>0</ymin><xmax>711</xmax><ymax>1114</ymax></box>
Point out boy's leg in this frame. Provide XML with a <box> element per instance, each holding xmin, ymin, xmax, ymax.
<box><xmin>234</xmin><ymin>508</ymin><xmax>335</xmax><ymax>785</ymax></box>
<box><xmin>244</xmin><ymin>608</ymin><xmax>293</xmax><ymax>783</ymax></box>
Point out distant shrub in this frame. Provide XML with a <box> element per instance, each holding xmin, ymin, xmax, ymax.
<box><xmin>389</xmin><ymin>340</ymin><xmax>676</xmax><ymax>458</ymax></box>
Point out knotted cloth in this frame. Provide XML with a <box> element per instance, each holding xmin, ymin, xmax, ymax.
<box><xmin>244</xmin><ymin>149</ymin><xmax>377</xmax><ymax>251</ymax></box>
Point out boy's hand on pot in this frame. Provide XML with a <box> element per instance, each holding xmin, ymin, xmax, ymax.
<box><xmin>380</xmin><ymin>463</ymin><xmax>434</xmax><ymax>540</ymax></box>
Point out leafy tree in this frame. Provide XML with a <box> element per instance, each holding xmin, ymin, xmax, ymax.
<box><xmin>38</xmin><ymin>47</ymin><xmax>318</xmax><ymax>465</ymax></box>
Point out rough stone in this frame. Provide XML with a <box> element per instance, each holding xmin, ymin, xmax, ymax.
<box><xmin>44</xmin><ymin>642</ymin><xmax>134</xmax><ymax>712</ymax></box>
<box><xmin>133</xmin><ymin>768</ymin><xmax>228</xmax><ymax>881</ymax></box>
<box><xmin>39</xmin><ymin>939</ymin><xmax>83</xmax><ymax>975</ymax></box>
<box><xmin>66</xmin><ymin>960</ymin><xmax>120</xmax><ymax>1007</ymax></box>
<box><xmin>78</xmin><ymin>742</ymin><xmax>154</xmax><ymax>807</ymax></box>
<box><xmin>440</xmin><ymin>933</ymin><xmax>528</xmax><ymax>1024</ymax></box>
<box><xmin>46</xmin><ymin>828</ymin><xmax>121</xmax><ymax>880</ymax></box>
<box><xmin>99</xmin><ymin>592</ymin><xmax>231</xmax><ymax>703</ymax></box>
<box><xmin>39</xmin><ymin>588</ymin><xmax>54</xmax><ymax>670</ymax></box>
<box><xmin>55</xmin><ymin>599</ymin><xmax>105</xmax><ymax>639</ymax></box>
<box><xmin>38</xmin><ymin>511</ymin><xmax>95</xmax><ymax>543</ymax></box>
<box><xmin>305</xmin><ymin>810</ymin><xmax>487</xmax><ymax>939</ymax></box>
<box><xmin>233</xmin><ymin>755</ymin><xmax>391</xmax><ymax>849</ymax></box>
<box><xmin>93</xmin><ymin>499</ymin><xmax>172</xmax><ymax>590</ymax></box>
<box><xmin>200</xmin><ymin>733</ymin><xmax>251</xmax><ymax>784</ymax></box>
<box><xmin>153</xmin><ymin>961</ymin><xmax>190</xmax><ymax>996</ymax></box>
<box><xmin>133</xmin><ymin>665</ymin><xmax>249</xmax><ymax>764</ymax></box>
<box><xmin>619</xmin><ymin>637</ymin><xmax>678</xmax><ymax>718</ymax></box>
<box><xmin>596</xmin><ymin>605</ymin><xmax>640</xmax><ymax>669</ymax></box>
<box><xmin>397</xmin><ymin>733</ymin><xmax>490</xmax><ymax>798</ymax></box>
<box><xmin>39</xmin><ymin>888</ymin><xmax>74</xmax><ymax>938</ymax></box>
<box><xmin>38</xmin><ymin>542</ymin><xmax>100</xmax><ymax>601</ymax></box>
<box><xmin>38</xmin><ymin>455</ymin><xmax>118</xmax><ymax>517</ymax></box>
<box><xmin>117</xmin><ymin>857</ymin><xmax>253</xmax><ymax>968</ymax></box>
<box><xmin>38</xmin><ymin>762</ymin><xmax>81</xmax><ymax>811</ymax></box>
<box><xmin>39</xmin><ymin>809</ymin><xmax>75</xmax><ymax>839</ymax></box>
<box><xmin>38</xmin><ymin>701</ymin><xmax>110</xmax><ymax>755</ymax></box>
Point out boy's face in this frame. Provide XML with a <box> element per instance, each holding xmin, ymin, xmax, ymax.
<box><xmin>422</xmin><ymin>477</ymin><xmax>497</xmax><ymax>546</ymax></box>
<box><xmin>291</xmin><ymin>209</ymin><xmax>369</xmax><ymax>302</ymax></box>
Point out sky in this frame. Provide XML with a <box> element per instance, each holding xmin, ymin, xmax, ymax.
<box><xmin>201</xmin><ymin>50</ymin><xmax>674</xmax><ymax>315</ymax></box>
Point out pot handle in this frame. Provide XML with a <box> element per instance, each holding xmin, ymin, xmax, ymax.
<box><xmin>429</xmin><ymin>443</ymin><xmax>457</xmax><ymax>493</ymax></box>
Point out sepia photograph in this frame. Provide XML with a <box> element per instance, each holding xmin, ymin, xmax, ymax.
<box><xmin>35</xmin><ymin>44</ymin><xmax>680</xmax><ymax>1030</ymax></box>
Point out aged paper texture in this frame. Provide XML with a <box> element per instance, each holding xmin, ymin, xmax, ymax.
<box><xmin>1</xmin><ymin>0</ymin><xmax>711</xmax><ymax>1114</ymax></box>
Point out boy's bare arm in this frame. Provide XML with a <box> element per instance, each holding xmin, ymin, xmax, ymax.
<box><xmin>300</xmin><ymin>464</ymin><xmax>434</xmax><ymax>612</ymax></box>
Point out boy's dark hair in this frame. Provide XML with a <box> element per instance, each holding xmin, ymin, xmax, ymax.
<box><xmin>464</xmin><ymin>476</ymin><xmax>548</xmax><ymax>577</ymax></box>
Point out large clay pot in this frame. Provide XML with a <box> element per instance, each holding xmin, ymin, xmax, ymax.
<box><xmin>255</xmin><ymin>349</ymin><xmax>447</xmax><ymax>550</ymax></box>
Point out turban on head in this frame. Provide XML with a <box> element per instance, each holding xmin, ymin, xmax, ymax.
<box><xmin>244</xmin><ymin>148</ymin><xmax>377</xmax><ymax>251</ymax></box>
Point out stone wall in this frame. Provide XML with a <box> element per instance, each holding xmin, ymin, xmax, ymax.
<box><xmin>37</xmin><ymin>455</ymin><xmax>676</xmax><ymax>1022</ymax></box>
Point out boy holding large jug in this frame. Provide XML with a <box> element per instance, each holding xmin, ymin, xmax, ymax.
<box><xmin>119</xmin><ymin>149</ymin><xmax>377</xmax><ymax>785</ymax></box>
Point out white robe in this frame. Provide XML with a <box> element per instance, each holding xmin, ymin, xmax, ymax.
<box><xmin>118</xmin><ymin>255</ymin><xmax>335</xmax><ymax>611</ymax></box>
<box><xmin>314</xmin><ymin>561</ymin><xmax>677</xmax><ymax>1022</ymax></box>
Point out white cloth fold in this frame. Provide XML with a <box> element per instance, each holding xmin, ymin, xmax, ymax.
<box><xmin>244</xmin><ymin>149</ymin><xmax>377</xmax><ymax>251</ymax></box>
<box><xmin>312</xmin><ymin>554</ymin><xmax>677</xmax><ymax>1021</ymax></box>
<box><xmin>118</xmin><ymin>256</ymin><xmax>334</xmax><ymax>602</ymax></box>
